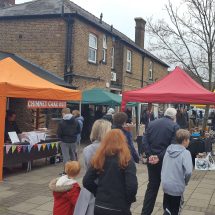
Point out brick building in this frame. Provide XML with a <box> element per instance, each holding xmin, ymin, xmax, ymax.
<box><xmin>0</xmin><ymin>0</ymin><xmax>168</xmax><ymax>93</ymax></box>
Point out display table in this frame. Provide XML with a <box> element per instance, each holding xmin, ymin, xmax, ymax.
<box><xmin>3</xmin><ymin>138</ymin><xmax>60</xmax><ymax>171</ymax></box>
<box><xmin>187</xmin><ymin>137</ymin><xmax>213</xmax><ymax>166</ymax></box>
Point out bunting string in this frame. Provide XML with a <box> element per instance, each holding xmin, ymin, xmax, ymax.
<box><xmin>4</xmin><ymin>142</ymin><xmax>59</xmax><ymax>154</ymax></box>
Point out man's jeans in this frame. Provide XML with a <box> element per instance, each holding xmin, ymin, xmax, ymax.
<box><xmin>60</xmin><ymin>142</ymin><xmax>77</xmax><ymax>163</ymax></box>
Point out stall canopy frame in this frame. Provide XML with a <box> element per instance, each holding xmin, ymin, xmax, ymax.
<box><xmin>81</xmin><ymin>88</ymin><xmax>122</xmax><ymax>106</ymax></box>
<box><xmin>122</xmin><ymin>67</ymin><xmax>215</xmax><ymax>110</ymax></box>
<box><xmin>0</xmin><ymin>57</ymin><xmax>82</xmax><ymax>181</ymax></box>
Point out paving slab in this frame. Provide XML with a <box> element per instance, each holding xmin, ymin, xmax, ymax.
<box><xmin>8</xmin><ymin>202</ymin><xmax>38</xmax><ymax>213</ymax></box>
<box><xmin>0</xmin><ymin>186</ymin><xmax>11</xmax><ymax>192</ymax></box>
<box><xmin>182</xmin><ymin>210</ymin><xmax>205</xmax><ymax>215</ymax></box>
<box><xmin>35</xmin><ymin>202</ymin><xmax>53</xmax><ymax>212</ymax></box>
<box><xmin>1</xmin><ymin>150</ymin><xmax>215</xmax><ymax>215</ymax></box>
<box><xmin>0</xmin><ymin>191</ymin><xmax>17</xmax><ymax>199</ymax></box>
<box><xmin>209</xmin><ymin>198</ymin><xmax>215</xmax><ymax>205</ymax></box>
<box><xmin>190</xmin><ymin>193</ymin><xmax>212</xmax><ymax>200</ymax></box>
<box><xmin>25</xmin><ymin>196</ymin><xmax>53</xmax><ymax>205</ymax></box>
<box><xmin>197</xmin><ymin>183</ymin><xmax>215</xmax><ymax>190</ymax></box>
<box><xmin>28</xmin><ymin>209</ymin><xmax>52</xmax><ymax>215</ymax></box>
<box><xmin>186</xmin><ymin>198</ymin><xmax>209</xmax><ymax>208</ymax></box>
<box><xmin>193</xmin><ymin>188</ymin><xmax>214</xmax><ymax>195</ymax></box>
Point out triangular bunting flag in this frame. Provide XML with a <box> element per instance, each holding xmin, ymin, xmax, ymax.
<box><xmin>55</xmin><ymin>142</ymin><xmax>59</xmax><ymax>148</ymax></box>
<box><xmin>38</xmin><ymin>144</ymin><xmax>42</xmax><ymax>151</ymax></box>
<box><xmin>17</xmin><ymin>145</ymin><xmax>22</xmax><ymax>153</ymax></box>
<box><xmin>47</xmin><ymin>143</ymin><xmax>51</xmax><ymax>150</ymax></box>
<box><xmin>28</xmin><ymin>145</ymin><xmax>32</xmax><ymax>153</ymax></box>
<box><xmin>34</xmin><ymin>144</ymin><xmax>38</xmax><ymax>149</ymax></box>
<box><xmin>42</xmin><ymin>144</ymin><xmax>46</xmax><ymax>151</ymax></box>
<box><xmin>23</xmin><ymin>145</ymin><xmax>28</xmax><ymax>152</ymax></box>
<box><xmin>12</xmin><ymin>145</ymin><xmax>16</xmax><ymax>154</ymax></box>
<box><xmin>6</xmin><ymin>145</ymin><xmax>12</xmax><ymax>154</ymax></box>
<box><xmin>51</xmin><ymin>143</ymin><xmax>55</xmax><ymax>149</ymax></box>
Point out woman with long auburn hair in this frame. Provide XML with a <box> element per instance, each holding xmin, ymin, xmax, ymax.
<box><xmin>74</xmin><ymin>119</ymin><xmax>111</xmax><ymax>215</ymax></box>
<box><xmin>83</xmin><ymin>129</ymin><xmax>138</xmax><ymax>215</ymax></box>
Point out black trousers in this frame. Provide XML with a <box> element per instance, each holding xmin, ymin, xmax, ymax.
<box><xmin>163</xmin><ymin>193</ymin><xmax>181</xmax><ymax>215</ymax></box>
<box><xmin>141</xmin><ymin>162</ymin><xmax>162</xmax><ymax>215</ymax></box>
<box><xmin>94</xmin><ymin>206</ymin><xmax>131</xmax><ymax>215</ymax></box>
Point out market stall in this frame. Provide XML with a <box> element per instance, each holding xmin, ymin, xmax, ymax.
<box><xmin>122</xmin><ymin>67</ymin><xmax>215</xmax><ymax>109</ymax></box>
<box><xmin>82</xmin><ymin>88</ymin><xmax>121</xmax><ymax>106</ymax></box>
<box><xmin>122</xmin><ymin>67</ymin><xmax>215</xmax><ymax>162</ymax></box>
<box><xmin>0</xmin><ymin>57</ymin><xmax>81</xmax><ymax>180</ymax></box>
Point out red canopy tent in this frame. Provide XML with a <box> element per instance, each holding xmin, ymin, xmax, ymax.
<box><xmin>122</xmin><ymin>67</ymin><xmax>215</xmax><ymax>110</ymax></box>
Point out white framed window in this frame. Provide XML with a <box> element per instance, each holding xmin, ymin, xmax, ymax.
<box><xmin>102</xmin><ymin>35</ymin><xmax>107</xmax><ymax>63</ymax></box>
<box><xmin>88</xmin><ymin>33</ymin><xmax>97</xmax><ymax>63</ymax></box>
<box><xmin>149</xmin><ymin>61</ymin><xmax>153</xmax><ymax>80</ymax></box>
<box><xmin>111</xmin><ymin>47</ymin><xmax>115</xmax><ymax>69</ymax></box>
<box><xmin>126</xmin><ymin>50</ymin><xmax>132</xmax><ymax>72</ymax></box>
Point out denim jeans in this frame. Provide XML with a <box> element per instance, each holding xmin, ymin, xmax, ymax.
<box><xmin>60</xmin><ymin>142</ymin><xmax>77</xmax><ymax>163</ymax></box>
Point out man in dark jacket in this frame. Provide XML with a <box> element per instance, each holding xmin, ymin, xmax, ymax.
<box><xmin>141</xmin><ymin>108</ymin><xmax>179</xmax><ymax>215</ymax></box>
<box><xmin>112</xmin><ymin>112</ymin><xmax>139</xmax><ymax>163</ymax></box>
<box><xmin>141</xmin><ymin>110</ymin><xmax>155</xmax><ymax>129</ymax></box>
<box><xmin>57</xmin><ymin>108</ymin><xmax>80</xmax><ymax>163</ymax></box>
<box><xmin>5</xmin><ymin>110</ymin><xmax>21</xmax><ymax>142</ymax></box>
<box><xmin>103</xmin><ymin>108</ymin><xmax>115</xmax><ymax>123</ymax></box>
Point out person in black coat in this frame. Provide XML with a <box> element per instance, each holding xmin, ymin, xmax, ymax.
<box><xmin>57</xmin><ymin>108</ymin><xmax>80</xmax><ymax>163</ymax></box>
<box><xmin>211</xmin><ymin>112</ymin><xmax>215</xmax><ymax>131</ymax></box>
<box><xmin>176</xmin><ymin>109</ymin><xmax>188</xmax><ymax>129</ymax></box>
<box><xmin>125</xmin><ymin>107</ymin><xmax>132</xmax><ymax>123</ymax></box>
<box><xmin>141</xmin><ymin>110</ymin><xmax>155</xmax><ymax>129</ymax></box>
<box><xmin>112</xmin><ymin>112</ymin><xmax>139</xmax><ymax>163</ymax></box>
<box><xmin>4</xmin><ymin>110</ymin><xmax>21</xmax><ymax>142</ymax></box>
<box><xmin>141</xmin><ymin>108</ymin><xmax>179</xmax><ymax>215</ymax></box>
<box><xmin>103</xmin><ymin>108</ymin><xmax>115</xmax><ymax>123</ymax></box>
<box><xmin>83</xmin><ymin>129</ymin><xmax>138</xmax><ymax>215</ymax></box>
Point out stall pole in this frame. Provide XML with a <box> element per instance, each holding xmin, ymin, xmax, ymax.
<box><xmin>78</xmin><ymin>101</ymin><xmax>82</xmax><ymax>158</ymax></box>
<box><xmin>0</xmin><ymin>97</ymin><xmax>7</xmax><ymax>181</ymax></box>
<box><xmin>79</xmin><ymin>101</ymin><xmax>82</xmax><ymax>115</ymax></box>
<box><xmin>137</xmin><ymin>103</ymin><xmax>141</xmax><ymax>134</ymax></box>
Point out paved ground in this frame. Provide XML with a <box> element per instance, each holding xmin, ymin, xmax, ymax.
<box><xmin>1</xmin><ymin>154</ymin><xmax>215</xmax><ymax>215</ymax></box>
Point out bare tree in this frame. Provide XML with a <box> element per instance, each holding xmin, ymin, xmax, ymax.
<box><xmin>147</xmin><ymin>0</ymin><xmax>215</xmax><ymax>128</ymax></box>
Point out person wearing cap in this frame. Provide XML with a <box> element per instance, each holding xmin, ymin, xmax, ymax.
<box><xmin>103</xmin><ymin>108</ymin><xmax>115</xmax><ymax>123</ymax></box>
<box><xmin>141</xmin><ymin>108</ymin><xmax>179</xmax><ymax>215</ymax></box>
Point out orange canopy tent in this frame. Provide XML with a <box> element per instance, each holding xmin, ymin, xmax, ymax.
<box><xmin>0</xmin><ymin>57</ymin><xmax>81</xmax><ymax>180</ymax></box>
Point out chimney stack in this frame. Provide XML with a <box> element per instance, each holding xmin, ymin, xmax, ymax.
<box><xmin>0</xmin><ymin>0</ymin><xmax>15</xmax><ymax>8</ymax></box>
<box><xmin>135</xmin><ymin>17</ymin><xmax>146</xmax><ymax>49</ymax></box>
<box><xmin>100</xmin><ymin>13</ymin><xmax>103</xmax><ymax>24</ymax></box>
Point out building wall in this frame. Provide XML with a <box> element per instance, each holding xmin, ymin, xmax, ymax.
<box><xmin>122</xmin><ymin>46</ymin><xmax>143</xmax><ymax>91</ymax></box>
<box><xmin>0</xmin><ymin>18</ymin><xmax>67</xmax><ymax>133</ymax></box>
<box><xmin>72</xmin><ymin>19</ymin><xmax>114</xmax><ymax>90</ymax></box>
<box><xmin>0</xmin><ymin>18</ymin><xmax>66</xmax><ymax>77</ymax></box>
<box><xmin>111</xmin><ymin>40</ymin><xmax>123</xmax><ymax>89</ymax></box>
<box><xmin>153</xmin><ymin>61</ymin><xmax>168</xmax><ymax>81</ymax></box>
<box><xmin>0</xmin><ymin>16</ymin><xmax>168</xmax><ymax>91</ymax></box>
<box><xmin>143</xmin><ymin>57</ymin><xmax>168</xmax><ymax>85</ymax></box>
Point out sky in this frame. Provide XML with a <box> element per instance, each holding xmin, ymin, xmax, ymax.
<box><xmin>15</xmin><ymin>0</ymin><xmax>181</xmax><ymax>50</ymax></box>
